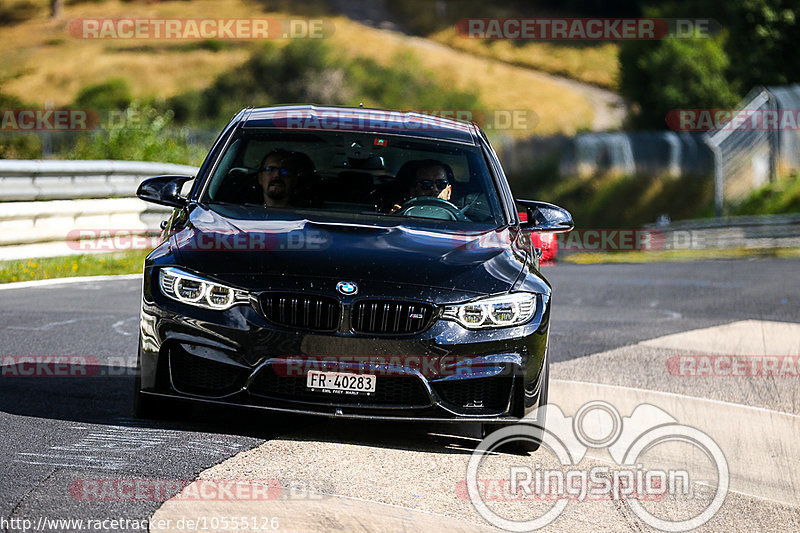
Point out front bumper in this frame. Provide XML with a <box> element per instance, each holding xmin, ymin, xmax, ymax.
<box><xmin>138</xmin><ymin>268</ymin><xmax>551</xmax><ymax>423</ymax></box>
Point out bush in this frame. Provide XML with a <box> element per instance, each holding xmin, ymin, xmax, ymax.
<box><xmin>0</xmin><ymin>0</ymin><xmax>39</xmax><ymax>26</ymax></box>
<box><xmin>733</xmin><ymin>173</ymin><xmax>800</xmax><ymax>215</ymax></box>
<box><xmin>344</xmin><ymin>50</ymin><xmax>478</xmax><ymax>111</ymax></box>
<box><xmin>70</xmin><ymin>103</ymin><xmax>203</xmax><ymax>165</ymax></box>
<box><xmin>168</xmin><ymin>39</ymin><xmax>480</xmax><ymax>126</ymax></box>
<box><xmin>0</xmin><ymin>90</ymin><xmax>42</xmax><ymax>159</ymax></box>
<box><xmin>0</xmin><ymin>132</ymin><xmax>42</xmax><ymax>159</ymax></box>
<box><xmin>74</xmin><ymin>78</ymin><xmax>133</xmax><ymax>113</ymax></box>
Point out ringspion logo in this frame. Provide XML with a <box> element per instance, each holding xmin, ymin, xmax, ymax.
<box><xmin>467</xmin><ymin>401</ymin><xmax>728</xmax><ymax>531</ymax></box>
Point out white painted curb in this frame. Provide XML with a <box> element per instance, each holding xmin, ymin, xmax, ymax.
<box><xmin>0</xmin><ymin>273</ymin><xmax>141</xmax><ymax>291</ymax></box>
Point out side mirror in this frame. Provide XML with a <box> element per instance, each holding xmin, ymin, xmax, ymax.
<box><xmin>136</xmin><ymin>175</ymin><xmax>193</xmax><ymax>208</ymax></box>
<box><xmin>516</xmin><ymin>199</ymin><xmax>574</xmax><ymax>233</ymax></box>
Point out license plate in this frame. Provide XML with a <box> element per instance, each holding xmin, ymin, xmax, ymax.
<box><xmin>306</xmin><ymin>370</ymin><xmax>376</xmax><ymax>395</ymax></box>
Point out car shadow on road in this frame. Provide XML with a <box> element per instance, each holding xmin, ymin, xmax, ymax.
<box><xmin>0</xmin><ymin>364</ymin><xmax>487</xmax><ymax>454</ymax></box>
<box><xmin>0</xmin><ymin>364</ymin><xmax>312</xmax><ymax>439</ymax></box>
<box><xmin>271</xmin><ymin>418</ymin><xmax>485</xmax><ymax>455</ymax></box>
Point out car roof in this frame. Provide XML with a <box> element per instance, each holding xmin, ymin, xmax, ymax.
<box><xmin>239</xmin><ymin>105</ymin><xmax>479</xmax><ymax>145</ymax></box>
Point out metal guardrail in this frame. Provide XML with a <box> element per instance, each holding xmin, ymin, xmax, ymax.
<box><xmin>0</xmin><ymin>160</ymin><xmax>198</xmax><ymax>260</ymax></box>
<box><xmin>645</xmin><ymin>214</ymin><xmax>800</xmax><ymax>250</ymax></box>
<box><xmin>1</xmin><ymin>160</ymin><xmax>797</xmax><ymax>260</ymax></box>
<box><xmin>498</xmin><ymin>131</ymin><xmax>713</xmax><ymax>181</ymax></box>
<box><xmin>0</xmin><ymin>159</ymin><xmax>198</xmax><ymax>201</ymax></box>
<box><xmin>0</xmin><ymin>199</ymin><xmax>170</xmax><ymax>247</ymax></box>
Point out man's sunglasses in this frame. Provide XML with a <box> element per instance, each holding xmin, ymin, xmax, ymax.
<box><xmin>416</xmin><ymin>179</ymin><xmax>450</xmax><ymax>191</ymax></box>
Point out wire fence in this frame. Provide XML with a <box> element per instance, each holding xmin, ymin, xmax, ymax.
<box><xmin>498</xmin><ymin>131</ymin><xmax>713</xmax><ymax>181</ymax></box>
<box><xmin>497</xmin><ymin>84</ymin><xmax>800</xmax><ymax>217</ymax></box>
<box><xmin>705</xmin><ymin>84</ymin><xmax>800</xmax><ymax>215</ymax></box>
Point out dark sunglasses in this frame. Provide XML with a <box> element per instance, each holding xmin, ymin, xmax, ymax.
<box><xmin>416</xmin><ymin>179</ymin><xmax>449</xmax><ymax>191</ymax></box>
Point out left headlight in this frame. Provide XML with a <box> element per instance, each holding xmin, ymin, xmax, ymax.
<box><xmin>159</xmin><ymin>267</ymin><xmax>250</xmax><ymax>310</ymax></box>
<box><xmin>442</xmin><ymin>292</ymin><xmax>537</xmax><ymax>329</ymax></box>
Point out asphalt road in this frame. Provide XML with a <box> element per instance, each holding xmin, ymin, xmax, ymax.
<box><xmin>0</xmin><ymin>258</ymin><xmax>798</xmax><ymax>532</ymax></box>
<box><xmin>545</xmin><ymin>258</ymin><xmax>799</xmax><ymax>361</ymax></box>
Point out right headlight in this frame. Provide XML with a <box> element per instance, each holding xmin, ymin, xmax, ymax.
<box><xmin>442</xmin><ymin>292</ymin><xmax>537</xmax><ymax>329</ymax></box>
<box><xmin>159</xmin><ymin>267</ymin><xmax>249</xmax><ymax>310</ymax></box>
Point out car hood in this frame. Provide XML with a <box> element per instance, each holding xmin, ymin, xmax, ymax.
<box><xmin>169</xmin><ymin>206</ymin><xmax>537</xmax><ymax>295</ymax></box>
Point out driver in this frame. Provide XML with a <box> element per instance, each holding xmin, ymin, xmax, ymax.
<box><xmin>258</xmin><ymin>150</ymin><xmax>315</xmax><ymax>207</ymax></box>
<box><xmin>392</xmin><ymin>159</ymin><xmax>454</xmax><ymax>211</ymax></box>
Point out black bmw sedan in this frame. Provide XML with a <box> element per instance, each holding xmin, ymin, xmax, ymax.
<box><xmin>134</xmin><ymin>105</ymin><xmax>572</xmax><ymax>444</ymax></box>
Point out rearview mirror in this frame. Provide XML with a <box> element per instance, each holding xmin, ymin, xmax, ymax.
<box><xmin>516</xmin><ymin>199</ymin><xmax>574</xmax><ymax>233</ymax></box>
<box><xmin>136</xmin><ymin>175</ymin><xmax>193</xmax><ymax>208</ymax></box>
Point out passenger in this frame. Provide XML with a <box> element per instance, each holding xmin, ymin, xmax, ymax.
<box><xmin>281</xmin><ymin>151</ymin><xmax>317</xmax><ymax>207</ymax></box>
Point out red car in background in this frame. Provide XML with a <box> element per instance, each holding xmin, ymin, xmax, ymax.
<box><xmin>519</xmin><ymin>211</ymin><xmax>559</xmax><ymax>264</ymax></box>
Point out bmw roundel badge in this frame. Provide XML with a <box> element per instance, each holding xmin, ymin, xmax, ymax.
<box><xmin>336</xmin><ymin>281</ymin><xmax>358</xmax><ymax>295</ymax></box>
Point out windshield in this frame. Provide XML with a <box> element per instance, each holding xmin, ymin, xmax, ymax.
<box><xmin>202</xmin><ymin>130</ymin><xmax>504</xmax><ymax>226</ymax></box>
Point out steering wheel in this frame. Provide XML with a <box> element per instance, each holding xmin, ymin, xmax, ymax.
<box><xmin>396</xmin><ymin>196</ymin><xmax>469</xmax><ymax>222</ymax></box>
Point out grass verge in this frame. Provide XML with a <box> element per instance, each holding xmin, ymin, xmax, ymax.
<box><xmin>509</xmin><ymin>171</ymin><xmax>716</xmax><ymax>230</ymax></box>
<box><xmin>430</xmin><ymin>28</ymin><xmax>619</xmax><ymax>90</ymax></box>
<box><xmin>0</xmin><ymin>250</ymin><xmax>148</xmax><ymax>284</ymax></box>
<box><xmin>562</xmin><ymin>247</ymin><xmax>800</xmax><ymax>265</ymax></box>
<box><xmin>3</xmin><ymin>246</ymin><xmax>796</xmax><ymax>283</ymax></box>
<box><xmin>733</xmin><ymin>173</ymin><xmax>800</xmax><ymax>215</ymax></box>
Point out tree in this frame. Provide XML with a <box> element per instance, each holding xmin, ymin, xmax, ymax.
<box><xmin>619</xmin><ymin>0</ymin><xmax>800</xmax><ymax>130</ymax></box>
<box><xmin>619</xmin><ymin>34</ymin><xmax>739</xmax><ymax>129</ymax></box>
<box><xmin>725</xmin><ymin>0</ymin><xmax>800</xmax><ymax>90</ymax></box>
<box><xmin>50</xmin><ymin>0</ymin><xmax>62</xmax><ymax>18</ymax></box>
